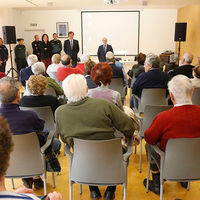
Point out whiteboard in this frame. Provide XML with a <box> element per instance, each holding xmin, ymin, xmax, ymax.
<box><xmin>81</xmin><ymin>11</ymin><xmax>140</xmax><ymax>56</ymax></box>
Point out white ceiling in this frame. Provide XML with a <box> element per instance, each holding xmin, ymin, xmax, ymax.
<box><xmin>0</xmin><ymin>0</ymin><xmax>199</xmax><ymax>9</ymax></box>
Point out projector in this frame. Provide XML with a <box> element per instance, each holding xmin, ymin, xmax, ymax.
<box><xmin>104</xmin><ymin>0</ymin><xmax>120</xmax><ymax>5</ymax></box>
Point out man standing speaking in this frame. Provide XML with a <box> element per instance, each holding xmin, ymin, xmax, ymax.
<box><xmin>97</xmin><ymin>37</ymin><xmax>113</xmax><ymax>62</ymax></box>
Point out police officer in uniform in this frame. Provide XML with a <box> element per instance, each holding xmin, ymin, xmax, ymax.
<box><xmin>50</xmin><ymin>33</ymin><xmax>62</xmax><ymax>55</ymax></box>
<box><xmin>32</xmin><ymin>35</ymin><xmax>42</xmax><ymax>61</ymax></box>
<box><xmin>14</xmin><ymin>38</ymin><xmax>27</xmax><ymax>73</ymax></box>
<box><xmin>0</xmin><ymin>38</ymin><xmax>8</xmax><ymax>73</ymax></box>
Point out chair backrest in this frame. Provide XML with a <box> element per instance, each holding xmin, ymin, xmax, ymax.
<box><xmin>163</xmin><ymin>138</ymin><xmax>200</xmax><ymax>181</ymax></box>
<box><xmin>109</xmin><ymin>78</ymin><xmax>126</xmax><ymax>98</ymax></box>
<box><xmin>44</xmin><ymin>88</ymin><xmax>57</xmax><ymax>97</ymax></box>
<box><xmin>192</xmin><ymin>87</ymin><xmax>200</xmax><ymax>106</ymax></box>
<box><xmin>70</xmin><ymin>138</ymin><xmax>125</xmax><ymax>185</ymax></box>
<box><xmin>139</xmin><ymin>88</ymin><xmax>167</xmax><ymax>113</ymax></box>
<box><xmin>6</xmin><ymin>132</ymin><xmax>45</xmax><ymax>178</ymax></box>
<box><xmin>20</xmin><ymin>106</ymin><xmax>55</xmax><ymax>131</ymax></box>
<box><xmin>141</xmin><ymin>105</ymin><xmax>173</xmax><ymax>134</ymax></box>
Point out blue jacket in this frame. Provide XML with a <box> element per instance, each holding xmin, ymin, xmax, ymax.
<box><xmin>19</xmin><ymin>66</ymin><xmax>34</xmax><ymax>87</ymax></box>
<box><xmin>97</xmin><ymin>44</ymin><xmax>113</xmax><ymax>62</ymax></box>
<box><xmin>132</xmin><ymin>69</ymin><xmax>169</xmax><ymax>97</ymax></box>
<box><xmin>85</xmin><ymin>75</ymin><xmax>97</xmax><ymax>89</ymax></box>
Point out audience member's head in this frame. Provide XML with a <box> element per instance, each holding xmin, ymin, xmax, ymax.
<box><xmin>102</xmin><ymin>37</ymin><xmax>107</xmax><ymax>45</ymax></box>
<box><xmin>193</xmin><ymin>65</ymin><xmax>200</xmax><ymax>79</ymax></box>
<box><xmin>34</xmin><ymin>34</ymin><xmax>39</xmax><ymax>41</ymax></box>
<box><xmin>61</xmin><ymin>54</ymin><xmax>71</xmax><ymax>66</ymax></box>
<box><xmin>0</xmin><ymin>114</ymin><xmax>14</xmax><ymax>178</ymax></box>
<box><xmin>84</xmin><ymin>61</ymin><xmax>96</xmax><ymax>75</ymax></box>
<box><xmin>106</xmin><ymin>51</ymin><xmax>115</xmax><ymax>63</ymax></box>
<box><xmin>62</xmin><ymin>74</ymin><xmax>88</xmax><ymax>103</ymax></box>
<box><xmin>168</xmin><ymin>75</ymin><xmax>193</xmax><ymax>105</ymax></box>
<box><xmin>170</xmin><ymin>54</ymin><xmax>178</xmax><ymax>64</ymax></box>
<box><xmin>52</xmin><ymin>54</ymin><xmax>61</xmax><ymax>64</ymax></box>
<box><xmin>27</xmin><ymin>54</ymin><xmax>38</xmax><ymax>67</ymax></box>
<box><xmin>0</xmin><ymin>77</ymin><xmax>19</xmax><ymax>104</ymax></box>
<box><xmin>91</xmin><ymin>63</ymin><xmax>113</xmax><ymax>86</ymax></box>
<box><xmin>137</xmin><ymin>53</ymin><xmax>146</xmax><ymax>65</ymax></box>
<box><xmin>27</xmin><ymin>75</ymin><xmax>48</xmax><ymax>95</ymax></box>
<box><xmin>182</xmin><ymin>52</ymin><xmax>193</xmax><ymax>65</ymax></box>
<box><xmin>144</xmin><ymin>53</ymin><xmax>160</xmax><ymax>72</ymax></box>
<box><xmin>80</xmin><ymin>54</ymin><xmax>89</xmax><ymax>63</ymax></box>
<box><xmin>42</xmin><ymin>34</ymin><xmax>49</xmax><ymax>43</ymax></box>
<box><xmin>31</xmin><ymin>62</ymin><xmax>46</xmax><ymax>75</ymax></box>
<box><xmin>0</xmin><ymin>72</ymin><xmax>6</xmax><ymax>79</ymax></box>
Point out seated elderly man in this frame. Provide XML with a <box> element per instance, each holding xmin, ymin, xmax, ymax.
<box><xmin>132</xmin><ymin>53</ymin><xmax>169</xmax><ymax>98</ymax></box>
<box><xmin>19</xmin><ymin>54</ymin><xmax>38</xmax><ymax>87</ymax></box>
<box><xmin>0</xmin><ymin>77</ymin><xmax>61</xmax><ymax>189</ymax></box>
<box><xmin>172</xmin><ymin>52</ymin><xmax>194</xmax><ymax>78</ymax></box>
<box><xmin>57</xmin><ymin>54</ymin><xmax>83</xmax><ymax>81</ymax></box>
<box><xmin>46</xmin><ymin>53</ymin><xmax>62</xmax><ymax>75</ymax></box>
<box><xmin>55</xmin><ymin>74</ymin><xmax>135</xmax><ymax>200</ymax></box>
<box><xmin>143</xmin><ymin>75</ymin><xmax>200</xmax><ymax>195</ymax></box>
<box><xmin>106</xmin><ymin>51</ymin><xmax>128</xmax><ymax>85</ymax></box>
<box><xmin>0</xmin><ymin>114</ymin><xmax>63</xmax><ymax>200</ymax></box>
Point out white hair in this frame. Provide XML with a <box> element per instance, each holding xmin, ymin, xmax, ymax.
<box><xmin>31</xmin><ymin>62</ymin><xmax>46</xmax><ymax>75</ymax></box>
<box><xmin>80</xmin><ymin>54</ymin><xmax>89</xmax><ymax>63</ymax></box>
<box><xmin>62</xmin><ymin>74</ymin><xmax>88</xmax><ymax>102</ymax></box>
<box><xmin>27</xmin><ymin>54</ymin><xmax>38</xmax><ymax>66</ymax></box>
<box><xmin>170</xmin><ymin>54</ymin><xmax>178</xmax><ymax>63</ymax></box>
<box><xmin>168</xmin><ymin>75</ymin><xmax>193</xmax><ymax>104</ymax></box>
<box><xmin>145</xmin><ymin>53</ymin><xmax>160</xmax><ymax>68</ymax></box>
<box><xmin>183</xmin><ymin>52</ymin><xmax>193</xmax><ymax>64</ymax></box>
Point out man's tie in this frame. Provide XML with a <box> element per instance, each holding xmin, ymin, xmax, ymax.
<box><xmin>104</xmin><ymin>45</ymin><xmax>106</xmax><ymax>53</ymax></box>
<box><xmin>70</xmin><ymin>40</ymin><xmax>73</xmax><ymax>50</ymax></box>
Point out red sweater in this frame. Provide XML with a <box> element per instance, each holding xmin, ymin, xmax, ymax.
<box><xmin>75</xmin><ymin>63</ymin><xmax>85</xmax><ymax>73</ymax></box>
<box><xmin>144</xmin><ymin>105</ymin><xmax>200</xmax><ymax>152</ymax></box>
<box><xmin>57</xmin><ymin>67</ymin><xmax>83</xmax><ymax>81</ymax></box>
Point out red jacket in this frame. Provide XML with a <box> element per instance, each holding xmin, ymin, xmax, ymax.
<box><xmin>0</xmin><ymin>72</ymin><xmax>6</xmax><ymax>79</ymax></box>
<box><xmin>57</xmin><ymin>67</ymin><xmax>83</xmax><ymax>81</ymax></box>
<box><xmin>75</xmin><ymin>63</ymin><xmax>85</xmax><ymax>73</ymax></box>
<box><xmin>144</xmin><ymin>105</ymin><xmax>200</xmax><ymax>152</ymax></box>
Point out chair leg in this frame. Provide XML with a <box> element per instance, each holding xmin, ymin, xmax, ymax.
<box><xmin>187</xmin><ymin>182</ymin><xmax>190</xmax><ymax>191</ymax></box>
<box><xmin>139</xmin><ymin>138</ymin><xmax>142</xmax><ymax>173</ymax></box>
<box><xmin>79</xmin><ymin>184</ymin><xmax>82</xmax><ymax>194</ymax></box>
<box><xmin>146</xmin><ymin>159</ymin><xmax>151</xmax><ymax>193</ymax></box>
<box><xmin>43</xmin><ymin>173</ymin><xmax>47</xmax><ymax>196</ymax></box>
<box><xmin>69</xmin><ymin>181</ymin><xmax>73</xmax><ymax>200</ymax></box>
<box><xmin>52</xmin><ymin>173</ymin><xmax>56</xmax><ymax>188</ymax></box>
<box><xmin>11</xmin><ymin>178</ymin><xmax>15</xmax><ymax>189</ymax></box>
<box><xmin>123</xmin><ymin>185</ymin><xmax>127</xmax><ymax>200</ymax></box>
<box><xmin>160</xmin><ymin>181</ymin><xmax>164</xmax><ymax>200</ymax></box>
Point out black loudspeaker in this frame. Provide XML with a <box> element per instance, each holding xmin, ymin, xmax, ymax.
<box><xmin>174</xmin><ymin>23</ymin><xmax>187</xmax><ymax>42</ymax></box>
<box><xmin>2</xmin><ymin>26</ymin><xmax>16</xmax><ymax>44</ymax></box>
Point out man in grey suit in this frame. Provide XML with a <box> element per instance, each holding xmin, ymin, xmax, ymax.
<box><xmin>97</xmin><ymin>37</ymin><xmax>113</xmax><ymax>62</ymax></box>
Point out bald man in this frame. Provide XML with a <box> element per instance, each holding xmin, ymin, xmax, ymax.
<box><xmin>97</xmin><ymin>37</ymin><xmax>113</xmax><ymax>62</ymax></box>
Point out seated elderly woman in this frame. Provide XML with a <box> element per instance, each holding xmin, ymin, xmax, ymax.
<box><xmin>191</xmin><ymin>65</ymin><xmax>200</xmax><ymax>88</ymax></box>
<box><xmin>75</xmin><ymin>54</ymin><xmax>89</xmax><ymax>73</ymax></box>
<box><xmin>46</xmin><ymin>53</ymin><xmax>62</xmax><ymax>75</ymax></box>
<box><xmin>84</xmin><ymin>60</ymin><xmax>97</xmax><ymax>89</ymax></box>
<box><xmin>31</xmin><ymin>62</ymin><xmax>64</xmax><ymax>96</ymax></box>
<box><xmin>88</xmin><ymin>62</ymin><xmax>123</xmax><ymax>111</ymax></box>
<box><xmin>19</xmin><ymin>75</ymin><xmax>61</xmax><ymax>114</ymax></box>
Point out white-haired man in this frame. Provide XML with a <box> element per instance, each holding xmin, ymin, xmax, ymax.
<box><xmin>172</xmin><ymin>52</ymin><xmax>194</xmax><ymax>78</ymax></box>
<box><xmin>19</xmin><ymin>54</ymin><xmax>38</xmax><ymax>87</ymax></box>
<box><xmin>55</xmin><ymin>74</ymin><xmax>135</xmax><ymax>200</ymax></box>
<box><xmin>143</xmin><ymin>75</ymin><xmax>200</xmax><ymax>195</ymax></box>
<box><xmin>97</xmin><ymin>37</ymin><xmax>113</xmax><ymax>62</ymax></box>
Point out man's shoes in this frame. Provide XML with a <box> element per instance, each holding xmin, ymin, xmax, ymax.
<box><xmin>143</xmin><ymin>173</ymin><xmax>160</xmax><ymax>195</ymax></box>
<box><xmin>22</xmin><ymin>178</ymin><xmax>33</xmax><ymax>189</ymax></box>
<box><xmin>104</xmin><ymin>190</ymin><xmax>115</xmax><ymax>200</ymax></box>
<box><xmin>90</xmin><ymin>189</ymin><xmax>101</xmax><ymax>200</ymax></box>
<box><xmin>33</xmin><ymin>177</ymin><xmax>44</xmax><ymax>190</ymax></box>
<box><xmin>180</xmin><ymin>182</ymin><xmax>188</xmax><ymax>188</ymax></box>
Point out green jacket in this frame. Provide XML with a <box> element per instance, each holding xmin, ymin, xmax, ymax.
<box><xmin>47</xmin><ymin>77</ymin><xmax>64</xmax><ymax>96</ymax></box>
<box><xmin>55</xmin><ymin>97</ymin><xmax>134</xmax><ymax>145</ymax></box>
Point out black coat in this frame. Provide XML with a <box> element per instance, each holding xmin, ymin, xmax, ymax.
<box><xmin>97</xmin><ymin>44</ymin><xmax>113</xmax><ymax>62</ymax></box>
<box><xmin>32</xmin><ymin>40</ymin><xmax>42</xmax><ymax>60</ymax></box>
<box><xmin>64</xmin><ymin>39</ymin><xmax>79</xmax><ymax>62</ymax></box>
<box><xmin>0</xmin><ymin>44</ymin><xmax>8</xmax><ymax>62</ymax></box>
<box><xmin>40</xmin><ymin>41</ymin><xmax>52</xmax><ymax>60</ymax></box>
<box><xmin>171</xmin><ymin>64</ymin><xmax>194</xmax><ymax>79</ymax></box>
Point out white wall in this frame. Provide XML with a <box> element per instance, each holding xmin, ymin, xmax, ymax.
<box><xmin>9</xmin><ymin>8</ymin><xmax>177</xmax><ymax>59</ymax></box>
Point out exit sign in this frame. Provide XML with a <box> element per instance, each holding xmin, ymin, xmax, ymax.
<box><xmin>30</xmin><ymin>23</ymin><xmax>37</xmax><ymax>27</ymax></box>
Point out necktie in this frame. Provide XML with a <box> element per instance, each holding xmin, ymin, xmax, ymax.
<box><xmin>70</xmin><ymin>40</ymin><xmax>73</xmax><ymax>49</ymax></box>
<box><xmin>104</xmin><ymin>45</ymin><xmax>106</xmax><ymax>53</ymax></box>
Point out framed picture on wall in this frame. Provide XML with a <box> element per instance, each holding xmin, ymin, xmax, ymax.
<box><xmin>56</xmin><ymin>22</ymin><xmax>69</xmax><ymax>38</ymax></box>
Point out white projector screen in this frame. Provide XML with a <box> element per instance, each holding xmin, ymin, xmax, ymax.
<box><xmin>81</xmin><ymin>11</ymin><xmax>140</xmax><ymax>56</ymax></box>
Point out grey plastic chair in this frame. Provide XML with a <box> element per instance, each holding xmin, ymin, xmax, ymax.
<box><xmin>138</xmin><ymin>105</ymin><xmax>173</xmax><ymax>173</ymax></box>
<box><xmin>109</xmin><ymin>78</ymin><xmax>127</xmax><ymax>103</ymax></box>
<box><xmin>44</xmin><ymin>88</ymin><xmax>57</xmax><ymax>97</ymax></box>
<box><xmin>146</xmin><ymin>138</ymin><xmax>200</xmax><ymax>200</ymax></box>
<box><xmin>133</xmin><ymin>88</ymin><xmax>168</xmax><ymax>113</ymax></box>
<box><xmin>20</xmin><ymin>106</ymin><xmax>55</xmax><ymax>133</ymax></box>
<box><xmin>192</xmin><ymin>87</ymin><xmax>200</xmax><ymax>106</ymax></box>
<box><xmin>6</xmin><ymin>132</ymin><xmax>56</xmax><ymax>195</ymax></box>
<box><xmin>64</xmin><ymin>137</ymin><xmax>133</xmax><ymax>200</ymax></box>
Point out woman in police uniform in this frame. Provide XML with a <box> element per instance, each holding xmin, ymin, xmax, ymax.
<box><xmin>14</xmin><ymin>38</ymin><xmax>27</xmax><ymax>73</ymax></box>
<box><xmin>0</xmin><ymin>38</ymin><xmax>8</xmax><ymax>73</ymax></box>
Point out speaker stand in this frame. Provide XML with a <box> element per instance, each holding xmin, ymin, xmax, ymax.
<box><xmin>177</xmin><ymin>40</ymin><xmax>181</xmax><ymax>65</ymax></box>
<box><xmin>7</xmin><ymin>44</ymin><xmax>18</xmax><ymax>78</ymax></box>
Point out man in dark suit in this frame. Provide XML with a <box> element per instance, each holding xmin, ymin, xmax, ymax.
<box><xmin>172</xmin><ymin>52</ymin><xmax>194</xmax><ymax>78</ymax></box>
<box><xmin>132</xmin><ymin>53</ymin><xmax>169</xmax><ymax>98</ymax></box>
<box><xmin>64</xmin><ymin>31</ymin><xmax>79</xmax><ymax>67</ymax></box>
<box><xmin>97</xmin><ymin>37</ymin><xmax>113</xmax><ymax>62</ymax></box>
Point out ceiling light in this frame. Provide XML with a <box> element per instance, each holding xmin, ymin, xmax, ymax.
<box><xmin>104</xmin><ymin>0</ymin><xmax>120</xmax><ymax>5</ymax></box>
